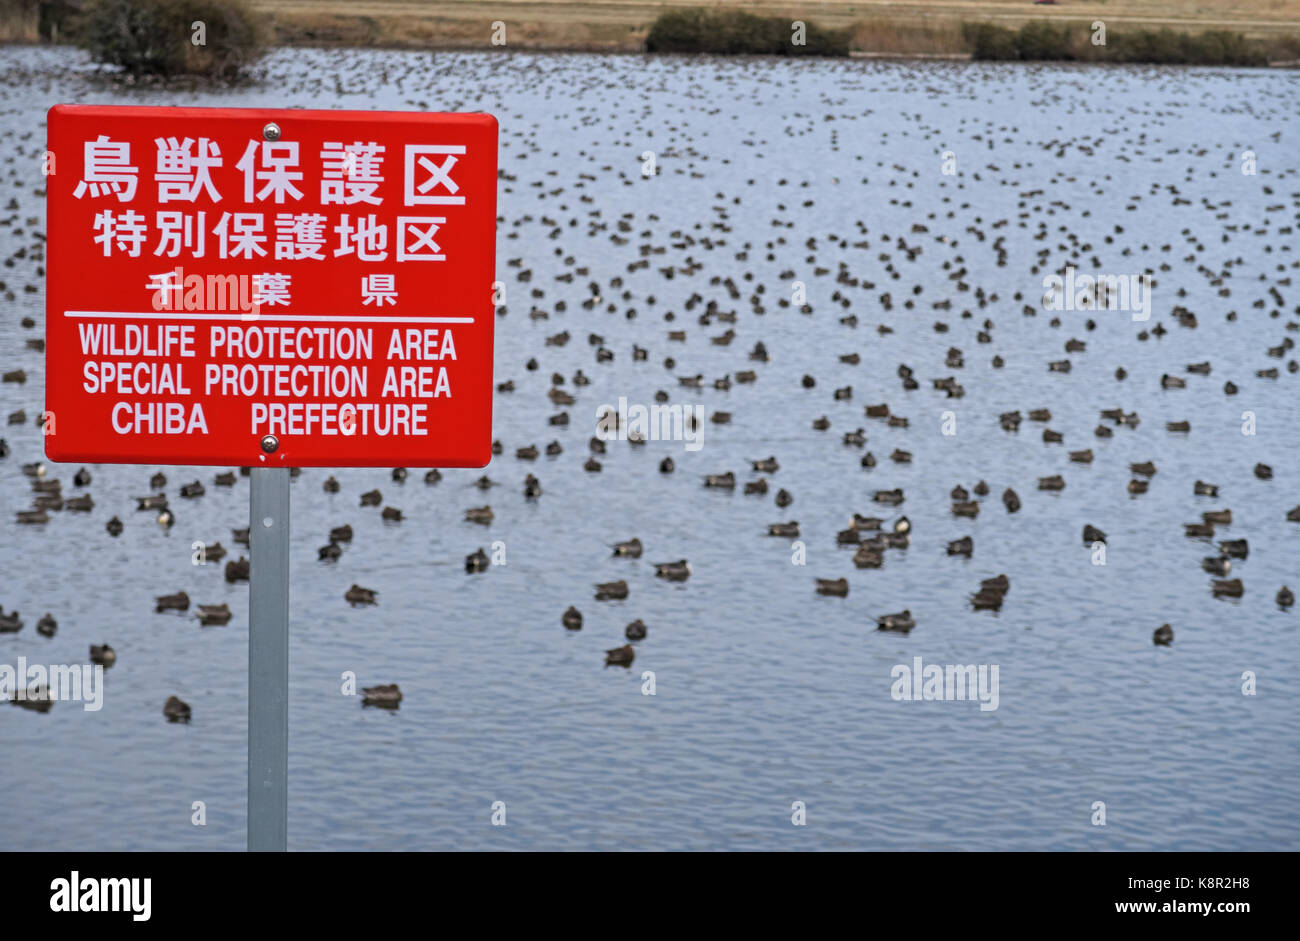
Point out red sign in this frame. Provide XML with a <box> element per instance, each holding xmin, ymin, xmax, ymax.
<box><xmin>45</xmin><ymin>105</ymin><xmax>498</xmax><ymax>467</ymax></box>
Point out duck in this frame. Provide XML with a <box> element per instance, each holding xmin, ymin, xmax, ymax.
<box><xmin>136</xmin><ymin>494</ymin><xmax>167</xmax><ymax>510</ymax></box>
<box><xmin>1003</xmin><ymin>489</ymin><xmax>1021</xmax><ymax>513</ymax></box>
<box><xmin>853</xmin><ymin>546</ymin><xmax>883</xmax><ymax>568</ymax></box>
<box><xmin>768</xmin><ymin>522</ymin><xmax>799</xmax><ymax>538</ymax></box>
<box><xmin>1202</xmin><ymin>557</ymin><xmax>1231</xmax><ymax>576</ymax></box>
<box><xmin>523</xmin><ymin>475</ymin><xmax>543</xmax><ymax>498</ymax></box>
<box><xmin>359</xmin><ymin>489</ymin><xmax>382</xmax><ymax>506</ymax></box>
<box><xmin>836</xmin><ymin>528</ymin><xmax>860</xmax><ymax>545</ymax></box>
<box><xmin>1069</xmin><ymin>449</ymin><xmax>1093</xmax><ymax>464</ymax></box>
<box><xmin>1255</xmin><ymin>463</ymin><xmax>1273</xmax><ymax>480</ymax></box>
<box><xmin>1184</xmin><ymin>522</ymin><xmax>1215</xmax><ymax>538</ymax></box>
<box><xmin>197</xmin><ymin>603</ymin><xmax>232</xmax><ymax>626</ymax></box>
<box><xmin>155</xmin><ymin>591</ymin><xmax>190</xmax><ymax>612</ymax></box>
<box><xmin>36</xmin><ymin>613</ymin><xmax>56</xmax><ymax>637</ymax></box>
<box><xmin>1202</xmin><ymin>509</ymin><xmax>1232</xmax><ymax>525</ymax></box>
<box><xmin>381</xmin><ymin>506</ymin><xmax>404</xmax><ymax>521</ymax></box>
<box><xmin>612</xmin><ymin>538</ymin><xmax>643</xmax><ymax>558</ymax></box>
<box><xmin>1130</xmin><ymin>461</ymin><xmax>1157</xmax><ymax>477</ymax></box>
<box><xmin>323</xmin><ymin>476</ymin><xmax>340</xmax><ymax>493</ymax></box>
<box><xmin>1194</xmin><ymin>480</ymin><xmax>1219</xmax><ymax>497</ymax></box>
<box><xmin>815</xmin><ymin>578</ymin><xmax>849</xmax><ymax>597</ymax></box>
<box><xmin>750</xmin><ymin>456</ymin><xmax>779</xmax><ymax>473</ymax></box>
<box><xmin>425</xmin><ymin>469</ymin><xmax>443</xmax><ymax>485</ymax></box>
<box><xmin>1219</xmin><ymin>539</ymin><xmax>1249</xmax><ymax>559</ymax></box>
<box><xmin>65</xmin><ymin>495</ymin><xmax>93</xmax><ymax>512</ymax></box>
<box><xmin>745</xmin><ymin>479</ymin><xmax>769</xmax><ymax>495</ymax></box>
<box><xmin>811</xmin><ymin>416</ymin><xmax>830</xmax><ymax>431</ymax></box>
<box><xmin>1286</xmin><ymin>505</ymin><xmax>1300</xmax><ymax>522</ymax></box>
<box><xmin>345</xmin><ymin>584</ymin><xmax>378</xmax><ymax>605</ymax></box>
<box><xmin>329</xmin><ymin>524</ymin><xmax>353</xmax><ymax>543</ymax></box>
<box><xmin>89</xmin><ymin>644</ymin><xmax>116</xmax><ymax>667</ymax></box>
<box><xmin>465</xmin><ymin>548</ymin><xmax>489</xmax><ymax>573</ymax></box>
<box><xmin>654</xmin><ymin>560</ymin><xmax>691</xmax><ymax>581</ymax></box>
<box><xmin>1127</xmin><ymin>479</ymin><xmax>1149</xmax><ymax>495</ymax></box>
<box><xmin>852</xmin><ymin>515</ymin><xmax>883</xmax><ymax>531</ymax></box>
<box><xmin>465</xmin><ymin>506</ymin><xmax>494</xmax><ymax>525</ymax></box>
<box><xmin>947</xmin><ymin>536</ymin><xmax>973</xmax><ymax>557</ymax></box>
<box><xmin>149</xmin><ymin>472</ymin><xmax>166</xmax><ymax>489</ymax></box>
<box><xmin>0</xmin><ymin>608</ymin><xmax>23</xmax><ymax>633</ymax></box>
<box><xmin>1279</xmin><ymin>586</ymin><xmax>1295</xmax><ymax>608</ymax></box>
<box><xmin>232</xmin><ymin>528</ymin><xmax>250</xmax><ymax>546</ymax></box>
<box><xmin>659</xmin><ymin>457</ymin><xmax>674</xmax><ymax>474</ymax></box>
<box><xmin>1037</xmin><ymin>475</ymin><xmax>1065</xmax><ymax>491</ymax></box>
<box><xmin>105</xmin><ymin>516</ymin><xmax>124</xmax><ymax>537</ymax></box>
<box><xmin>951</xmin><ymin>501</ymin><xmax>980</xmax><ymax>518</ymax></box>
<box><xmin>594</xmin><ymin>580</ymin><xmax>629</xmax><ymax>601</ymax></box>
<box><xmin>1153</xmin><ymin>624</ymin><xmax>1174</xmax><ymax>646</ymax></box>
<box><xmin>163</xmin><ymin>696</ymin><xmax>192</xmax><ymax>723</ymax></box>
<box><xmin>860</xmin><ymin>452</ymin><xmax>877</xmax><ymax>469</ymax></box>
<box><xmin>873</xmin><ymin>488</ymin><xmax>904</xmax><ymax>506</ymax></box>
<box><xmin>1083</xmin><ymin>524</ymin><xmax>1106</xmax><ymax>544</ymax></box>
<box><xmin>562</xmin><ymin>606</ymin><xmax>583</xmax><ymax>630</ymax></box>
<box><xmin>625</xmin><ymin>619</ymin><xmax>647</xmax><ymax>641</ymax></box>
<box><xmin>775</xmin><ymin>488</ymin><xmax>793</xmax><ymax>507</ymax></box>
<box><xmin>11</xmin><ymin>683</ymin><xmax>53</xmax><ymax>712</ymax></box>
<box><xmin>604</xmin><ymin>644</ymin><xmax>635</xmax><ymax>667</ymax></box>
<box><xmin>1211</xmin><ymin>578</ymin><xmax>1244</xmax><ymax>598</ymax></box>
<box><xmin>224</xmin><ymin>557</ymin><xmax>250</xmax><ymax>583</ymax></box>
<box><xmin>361</xmin><ymin>683</ymin><xmax>402</xmax><ymax>707</ymax></box>
<box><xmin>73</xmin><ymin>467</ymin><xmax>92</xmax><ymax>487</ymax></box>
<box><xmin>876</xmin><ymin>610</ymin><xmax>915</xmax><ymax>632</ymax></box>
<box><xmin>179</xmin><ymin>480</ymin><xmax>205</xmax><ymax>498</ymax></box>
<box><xmin>318</xmin><ymin>541</ymin><xmax>342</xmax><ymax>561</ymax></box>
<box><xmin>703</xmin><ymin>472</ymin><xmax>735</xmax><ymax>490</ymax></box>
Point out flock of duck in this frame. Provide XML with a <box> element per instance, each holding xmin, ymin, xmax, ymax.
<box><xmin>1</xmin><ymin>49</ymin><xmax>1298</xmax><ymax>724</ymax></box>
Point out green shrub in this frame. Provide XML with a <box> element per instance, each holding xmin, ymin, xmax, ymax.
<box><xmin>965</xmin><ymin>20</ymin><xmax>1269</xmax><ymax>67</ymax></box>
<box><xmin>75</xmin><ymin>0</ymin><xmax>267</xmax><ymax>79</ymax></box>
<box><xmin>962</xmin><ymin>23</ymin><xmax>1018</xmax><ymax>61</ymax></box>
<box><xmin>646</xmin><ymin>9</ymin><xmax>849</xmax><ymax>57</ymax></box>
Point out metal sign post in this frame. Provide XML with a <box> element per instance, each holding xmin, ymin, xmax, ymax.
<box><xmin>248</xmin><ymin>455</ymin><xmax>289</xmax><ymax>851</ymax></box>
<box><xmin>44</xmin><ymin>104</ymin><xmax>498</xmax><ymax>852</ymax></box>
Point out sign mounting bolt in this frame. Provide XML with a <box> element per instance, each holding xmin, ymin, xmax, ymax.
<box><xmin>263</xmin><ymin>122</ymin><xmax>281</xmax><ymax>142</ymax></box>
<box><xmin>261</xmin><ymin>435</ymin><xmax>279</xmax><ymax>454</ymax></box>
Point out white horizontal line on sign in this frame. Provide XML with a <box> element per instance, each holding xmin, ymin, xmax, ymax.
<box><xmin>65</xmin><ymin>310</ymin><xmax>474</xmax><ymax>324</ymax></box>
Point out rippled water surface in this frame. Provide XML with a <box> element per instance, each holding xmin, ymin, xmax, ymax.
<box><xmin>1</xmin><ymin>47</ymin><xmax>1298</xmax><ymax>850</ymax></box>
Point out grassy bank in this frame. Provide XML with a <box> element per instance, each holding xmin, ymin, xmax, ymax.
<box><xmin>4</xmin><ymin>0</ymin><xmax>1298</xmax><ymax>65</ymax></box>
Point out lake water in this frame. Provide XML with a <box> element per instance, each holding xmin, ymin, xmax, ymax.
<box><xmin>1</xmin><ymin>46</ymin><xmax>1298</xmax><ymax>850</ymax></box>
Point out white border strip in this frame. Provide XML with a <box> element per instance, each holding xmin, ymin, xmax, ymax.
<box><xmin>65</xmin><ymin>310</ymin><xmax>474</xmax><ymax>324</ymax></box>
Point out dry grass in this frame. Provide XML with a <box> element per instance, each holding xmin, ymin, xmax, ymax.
<box><xmin>0</xmin><ymin>0</ymin><xmax>41</xmax><ymax>41</ymax></box>
<box><xmin>2</xmin><ymin>0</ymin><xmax>1295</xmax><ymax>55</ymax></box>
<box><xmin>254</xmin><ymin>0</ymin><xmax>1300</xmax><ymax>53</ymax></box>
